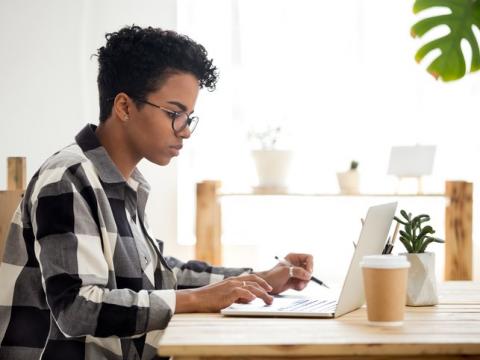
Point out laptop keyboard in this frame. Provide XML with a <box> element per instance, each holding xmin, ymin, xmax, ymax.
<box><xmin>278</xmin><ymin>299</ymin><xmax>337</xmax><ymax>313</ymax></box>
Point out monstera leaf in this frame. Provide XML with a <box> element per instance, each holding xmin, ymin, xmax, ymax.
<box><xmin>411</xmin><ymin>0</ymin><xmax>480</xmax><ymax>81</ymax></box>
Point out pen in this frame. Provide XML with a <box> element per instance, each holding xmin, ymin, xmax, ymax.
<box><xmin>382</xmin><ymin>221</ymin><xmax>400</xmax><ymax>254</ymax></box>
<box><xmin>274</xmin><ymin>256</ymin><xmax>329</xmax><ymax>289</ymax></box>
<box><xmin>382</xmin><ymin>236</ymin><xmax>393</xmax><ymax>254</ymax></box>
<box><xmin>391</xmin><ymin>221</ymin><xmax>400</xmax><ymax>246</ymax></box>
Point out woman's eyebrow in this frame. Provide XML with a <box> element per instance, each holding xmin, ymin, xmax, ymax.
<box><xmin>167</xmin><ymin>100</ymin><xmax>194</xmax><ymax>115</ymax></box>
<box><xmin>167</xmin><ymin>101</ymin><xmax>187</xmax><ymax>112</ymax></box>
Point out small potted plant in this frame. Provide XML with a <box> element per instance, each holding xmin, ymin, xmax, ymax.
<box><xmin>394</xmin><ymin>210</ymin><xmax>445</xmax><ymax>306</ymax></box>
<box><xmin>336</xmin><ymin>160</ymin><xmax>360</xmax><ymax>194</ymax></box>
<box><xmin>248</xmin><ymin>126</ymin><xmax>292</xmax><ymax>192</ymax></box>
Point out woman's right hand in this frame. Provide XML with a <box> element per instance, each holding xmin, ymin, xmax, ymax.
<box><xmin>175</xmin><ymin>274</ymin><xmax>274</xmax><ymax>313</ymax></box>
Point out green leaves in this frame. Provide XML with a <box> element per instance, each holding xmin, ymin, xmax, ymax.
<box><xmin>411</xmin><ymin>0</ymin><xmax>480</xmax><ymax>81</ymax></box>
<box><xmin>394</xmin><ymin>209</ymin><xmax>444</xmax><ymax>253</ymax></box>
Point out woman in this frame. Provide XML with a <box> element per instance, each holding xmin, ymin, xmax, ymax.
<box><xmin>0</xmin><ymin>25</ymin><xmax>314</xmax><ymax>360</ymax></box>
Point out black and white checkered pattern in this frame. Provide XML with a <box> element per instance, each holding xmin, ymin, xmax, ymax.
<box><xmin>0</xmin><ymin>124</ymin><xmax>250</xmax><ymax>360</ymax></box>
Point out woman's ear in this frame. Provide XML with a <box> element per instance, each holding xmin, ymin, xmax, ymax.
<box><xmin>112</xmin><ymin>93</ymin><xmax>131</xmax><ymax>122</ymax></box>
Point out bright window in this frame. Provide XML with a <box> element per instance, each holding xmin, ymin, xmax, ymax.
<box><xmin>176</xmin><ymin>0</ymin><xmax>480</xmax><ymax>281</ymax></box>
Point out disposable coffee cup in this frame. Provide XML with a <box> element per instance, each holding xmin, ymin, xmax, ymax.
<box><xmin>360</xmin><ymin>255</ymin><xmax>410</xmax><ymax>326</ymax></box>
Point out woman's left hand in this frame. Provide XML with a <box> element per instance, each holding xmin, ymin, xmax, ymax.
<box><xmin>254</xmin><ymin>253</ymin><xmax>314</xmax><ymax>295</ymax></box>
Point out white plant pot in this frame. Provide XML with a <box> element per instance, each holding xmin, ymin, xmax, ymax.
<box><xmin>336</xmin><ymin>170</ymin><xmax>359</xmax><ymax>194</ymax></box>
<box><xmin>405</xmin><ymin>252</ymin><xmax>439</xmax><ymax>306</ymax></box>
<box><xmin>252</xmin><ymin>150</ymin><xmax>292</xmax><ymax>190</ymax></box>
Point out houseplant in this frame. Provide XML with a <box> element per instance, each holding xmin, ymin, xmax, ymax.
<box><xmin>248</xmin><ymin>126</ymin><xmax>292</xmax><ymax>192</ymax></box>
<box><xmin>336</xmin><ymin>160</ymin><xmax>360</xmax><ymax>194</ymax></box>
<box><xmin>412</xmin><ymin>0</ymin><xmax>480</xmax><ymax>81</ymax></box>
<box><xmin>394</xmin><ymin>209</ymin><xmax>445</xmax><ymax>306</ymax></box>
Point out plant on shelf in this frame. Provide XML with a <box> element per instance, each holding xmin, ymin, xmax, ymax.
<box><xmin>247</xmin><ymin>126</ymin><xmax>292</xmax><ymax>192</ymax></box>
<box><xmin>411</xmin><ymin>0</ymin><xmax>480</xmax><ymax>81</ymax></box>
<box><xmin>393</xmin><ymin>209</ymin><xmax>444</xmax><ymax>306</ymax></box>
<box><xmin>337</xmin><ymin>160</ymin><xmax>360</xmax><ymax>195</ymax></box>
<box><xmin>394</xmin><ymin>210</ymin><xmax>445</xmax><ymax>253</ymax></box>
<box><xmin>247</xmin><ymin>126</ymin><xmax>282</xmax><ymax>150</ymax></box>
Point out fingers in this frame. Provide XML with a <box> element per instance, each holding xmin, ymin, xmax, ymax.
<box><xmin>288</xmin><ymin>266</ymin><xmax>312</xmax><ymax>282</ymax></box>
<box><xmin>189</xmin><ymin>276</ymin><xmax>276</xmax><ymax>313</ymax></box>
<box><xmin>234</xmin><ymin>282</ymin><xmax>273</xmax><ymax>305</ymax></box>
<box><xmin>236</xmin><ymin>274</ymin><xmax>273</xmax><ymax>292</ymax></box>
<box><xmin>286</xmin><ymin>253</ymin><xmax>314</xmax><ymax>273</ymax></box>
<box><xmin>292</xmin><ymin>281</ymin><xmax>308</xmax><ymax>291</ymax></box>
<box><xmin>242</xmin><ymin>282</ymin><xmax>274</xmax><ymax>305</ymax></box>
<box><xmin>303</xmin><ymin>254</ymin><xmax>314</xmax><ymax>273</ymax></box>
<box><xmin>233</xmin><ymin>287</ymin><xmax>257</xmax><ymax>303</ymax></box>
<box><xmin>286</xmin><ymin>265</ymin><xmax>311</xmax><ymax>291</ymax></box>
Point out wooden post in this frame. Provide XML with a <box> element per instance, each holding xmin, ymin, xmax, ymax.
<box><xmin>195</xmin><ymin>181</ymin><xmax>222</xmax><ymax>265</ymax></box>
<box><xmin>0</xmin><ymin>190</ymin><xmax>24</xmax><ymax>261</ymax></box>
<box><xmin>7</xmin><ymin>157</ymin><xmax>26</xmax><ymax>190</ymax></box>
<box><xmin>445</xmin><ymin>181</ymin><xmax>473</xmax><ymax>280</ymax></box>
<box><xmin>1</xmin><ymin>157</ymin><xmax>27</xmax><ymax>262</ymax></box>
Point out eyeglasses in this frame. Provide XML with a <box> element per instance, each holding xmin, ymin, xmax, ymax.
<box><xmin>135</xmin><ymin>98</ymin><xmax>199</xmax><ymax>134</ymax></box>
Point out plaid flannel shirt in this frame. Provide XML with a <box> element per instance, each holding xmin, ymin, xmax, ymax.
<box><xmin>0</xmin><ymin>124</ymin><xmax>250</xmax><ymax>360</ymax></box>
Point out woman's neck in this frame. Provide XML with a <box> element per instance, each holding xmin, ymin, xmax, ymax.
<box><xmin>95</xmin><ymin>119</ymin><xmax>141</xmax><ymax>180</ymax></box>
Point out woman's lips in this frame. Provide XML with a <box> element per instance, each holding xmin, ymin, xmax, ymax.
<box><xmin>170</xmin><ymin>144</ymin><xmax>182</xmax><ymax>156</ymax></box>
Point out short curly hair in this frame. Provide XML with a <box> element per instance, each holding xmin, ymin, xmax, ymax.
<box><xmin>96</xmin><ymin>25</ymin><xmax>219</xmax><ymax>122</ymax></box>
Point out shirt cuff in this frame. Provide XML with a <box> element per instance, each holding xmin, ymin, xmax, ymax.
<box><xmin>239</xmin><ymin>269</ymin><xmax>253</xmax><ymax>276</ymax></box>
<box><xmin>152</xmin><ymin>289</ymin><xmax>176</xmax><ymax>314</ymax></box>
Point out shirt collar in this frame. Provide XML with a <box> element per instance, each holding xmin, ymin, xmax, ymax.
<box><xmin>75</xmin><ymin>124</ymin><xmax>150</xmax><ymax>193</ymax></box>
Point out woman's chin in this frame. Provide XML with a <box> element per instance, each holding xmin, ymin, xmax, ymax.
<box><xmin>147</xmin><ymin>155</ymin><xmax>171</xmax><ymax>166</ymax></box>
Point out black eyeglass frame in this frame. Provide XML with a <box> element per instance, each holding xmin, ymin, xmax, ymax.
<box><xmin>134</xmin><ymin>98</ymin><xmax>199</xmax><ymax>135</ymax></box>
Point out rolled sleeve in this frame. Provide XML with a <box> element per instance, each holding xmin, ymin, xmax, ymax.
<box><xmin>143</xmin><ymin>290</ymin><xmax>174</xmax><ymax>332</ymax></box>
<box><xmin>165</xmin><ymin>256</ymin><xmax>252</xmax><ymax>289</ymax></box>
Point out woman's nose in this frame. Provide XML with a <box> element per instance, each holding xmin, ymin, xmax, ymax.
<box><xmin>176</xmin><ymin>126</ymin><xmax>191</xmax><ymax>139</ymax></box>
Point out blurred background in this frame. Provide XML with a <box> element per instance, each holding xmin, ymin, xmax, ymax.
<box><xmin>1</xmin><ymin>0</ymin><xmax>478</xmax><ymax>285</ymax></box>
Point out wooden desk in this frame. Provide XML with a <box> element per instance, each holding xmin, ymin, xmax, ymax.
<box><xmin>157</xmin><ymin>282</ymin><xmax>480</xmax><ymax>359</ymax></box>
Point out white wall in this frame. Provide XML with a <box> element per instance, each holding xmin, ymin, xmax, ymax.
<box><xmin>0</xmin><ymin>0</ymin><xmax>193</xmax><ymax>260</ymax></box>
<box><xmin>0</xmin><ymin>0</ymin><xmax>86</xmax><ymax>186</ymax></box>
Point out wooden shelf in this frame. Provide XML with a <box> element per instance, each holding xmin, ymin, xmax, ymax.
<box><xmin>195</xmin><ymin>180</ymin><xmax>473</xmax><ymax>281</ymax></box>
<box><xmin>220</xmin><ymin>191</ymin><xmax>446</xmax><ymax>197</ymax></box>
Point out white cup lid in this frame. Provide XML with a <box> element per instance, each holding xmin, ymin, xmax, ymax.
<box><xmin>360</xmin><ymin>255</ymin><xmax>410</xmax><ymax>269</ymax></box>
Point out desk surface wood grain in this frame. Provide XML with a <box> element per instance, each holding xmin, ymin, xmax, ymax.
<box><xmin>157</xmin><ymin>282</ymin><xmax>480</xmax><ymax>359</ymax></box>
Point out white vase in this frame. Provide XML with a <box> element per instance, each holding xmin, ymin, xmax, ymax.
<box><xmin>252</xmin><ymin>150</ymin><xmax>292</xmax><ymax>191</ymax></box>
<box><xmin>336</xmin><ymin>170</ymin><xmax>359</xmax><ymax>194</ymax></box>
<box><xmin>405</xmin><ymin>252</ymin><xmax>439</xmax><ymax>306</ymax></box>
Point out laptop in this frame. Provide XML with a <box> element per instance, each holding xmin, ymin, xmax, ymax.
<box><xmin>221</xmin><ymin>202</ymin><xmax>398</xmax><ymax>318</ymax></box>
